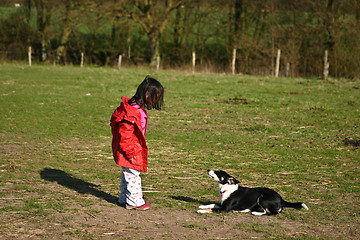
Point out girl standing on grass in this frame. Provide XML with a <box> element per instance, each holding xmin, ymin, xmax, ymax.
<box><xmin>110</xmin><ymin>76</ymin><xmax>164</xmax><ymax>210</ymax></box>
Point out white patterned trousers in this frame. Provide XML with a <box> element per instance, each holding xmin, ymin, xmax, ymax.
<box><xmin>119</xmin><ymin>167</ymin><xmax>145</xmax><ymax>207</ymax></box>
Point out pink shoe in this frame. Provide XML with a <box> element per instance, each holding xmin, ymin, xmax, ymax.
<box><xmin>126</xmin><ymin>203</ymin><xmax>151</xmax><ymax>210</ymax></box>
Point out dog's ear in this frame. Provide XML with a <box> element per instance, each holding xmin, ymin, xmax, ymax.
<box><xmin>228</xmin><ymin>177</ymin><xmax>239</xmax><ymax>185</ymax></box>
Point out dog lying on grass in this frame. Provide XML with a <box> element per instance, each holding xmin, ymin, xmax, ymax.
<box><xmin>197</xmin><ymin>170</ymin><xmax>309</xmax><ymax>215</ymax></box>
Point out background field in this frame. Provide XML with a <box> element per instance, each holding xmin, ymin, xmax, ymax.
<box><xmin>0</xmin><ymin>63</ymin><xmax>359</xmax><ymax>239</ymax></box>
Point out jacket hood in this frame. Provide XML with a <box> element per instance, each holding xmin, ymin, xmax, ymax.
<box><xmin>110</xmin><ymin>96</ymin><xmax>129</xmax><ymax>128</ymax></box>
<box><xmin>110</xmin><ymin>96</ymin><xmax>141</xmax><ymax>128</ymax></box>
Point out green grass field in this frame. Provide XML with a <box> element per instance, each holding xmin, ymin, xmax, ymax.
<box><xmin>1</xmin><ymin>63</ymin><xmax>359</xmax><ymax>239</ymax></box>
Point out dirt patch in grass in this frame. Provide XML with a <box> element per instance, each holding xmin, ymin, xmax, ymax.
<box><xmin>2</xmin><ymin>199</ymin><xmax>357</xmax><ymax>240</ymax></box>
<box><xmin>0</xmin><ymin>196</ymin><xmax>347</xmax><ymax>239</ymax></box>
<box><xmin>1</xmin><ymin>172</ymin><xmax>359</xmax><ymax>240</ymax></box>
<box><xmin>344</xmin><ymin>138</ymin><xmax>360</xmax><ymax>148</ymax></box>
<box><xmin>224</xmin><ymin>97</ymin><xmax>251</xmax><ymax>105</ymax></box>
<box><xmin>1</xmin><ymin>134</ymin><xmax>359</xmax><ymax>239</ymax></box>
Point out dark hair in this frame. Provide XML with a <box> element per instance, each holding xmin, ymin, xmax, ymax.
<box><xmin>129</xmin><ymin>76</ymin><xmax>164</xmax><ymax>110</ymax></box>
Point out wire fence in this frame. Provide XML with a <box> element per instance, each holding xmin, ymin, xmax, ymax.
<box><xmin>0</xmin><ymin>46</ymin><xmax>339</xmax><ymax>80</ymax></box>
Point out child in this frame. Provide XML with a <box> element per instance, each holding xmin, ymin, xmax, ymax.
<box><xmin>110</xmin><ymin>76</ymin><xmax>164</xmax><ymax>210</ymax></box>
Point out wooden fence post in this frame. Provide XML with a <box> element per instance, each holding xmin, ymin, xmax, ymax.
<box><xmin>286</xmin><ymin>62</ymin><xmax>290</xmax><ymax>77</ymax></box>
<box><xmin>192</xmin><ymin>51</ymin><xmax>196</xmax><ymax>74</ymax></box>
<box><xmin>118</xmin><ymin>55</ymin><xmax>122</xmax><ymax>70</ymax></box>
<box><xmin>28</xmin><ymin>46</ymin><xmax>32</xmax><ymax>67</ymax></box>
<box><xmin>323</xmin><ymin>50</ymin><xmax>329</xmax><ymax>80</ymax></box>
<box><xmin>275</xmin><ymin>49</ymin><xmax>281</xmax><ymax>77</ymax></box>
<box><xmin>156</xmin><ymin>55</ymin><xmax>160</xmax><ymax>71</ymax></box>
<box><xmin>232</xmin><ymin>48</ymin><xmax>236</xmax><ymax>75</ymax></box>
<box><xmin>80</xmin><ymin>52</ymin><xmax>84</xmax><ymax>68</ymax></box>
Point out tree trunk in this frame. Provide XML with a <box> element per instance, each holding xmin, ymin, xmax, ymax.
<box><xmin>127</xmin><ymin>0</ymin><xmax>183</xmax><ymax>67</ymax></box>
<box><xmin>149</xmin><ymin>30</ymin><xmax>160</xmax><ymax>67</ymax></box>
<box><xmin>325</xmin><ymin>0</ymin><xmax>335</xmax><ymax>51</ymax></box>
<box><xmin>233</xmin><ymin>0</ymin><xmax>242</xmax><ymax>49</ymax></box>
<box><xmin>172</xmin><ymin>5</ymin><xmax>182</xmax><ymax>65</ymax></box>
<box><xmin>231</xmin><ymin>0</ymin><xmax>243</xmax><ymax>73</ymax></box>
<box><xmin>35</xmin><ymin>0</ymin><xmax>52</xmax><ymax>62</ymax></box>
<box><xmin>55</xmin><ymin>1</ymin><xmax>74</xmax><ymax>64</ymax></box>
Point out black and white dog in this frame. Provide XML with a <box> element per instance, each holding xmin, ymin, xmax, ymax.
<box><xmin>197</xmin><ymin>170</ymin><xmax>309</xmax><ymax>215</ymax></box>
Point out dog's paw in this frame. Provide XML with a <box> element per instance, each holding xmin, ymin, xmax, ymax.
<box><xmin>239</xmin><ymin>209</ymin><xmax>251</xmax><ymax>213</ymax></box>
<box><xmin>197</xmin><ymin>209</ymin><xmax>213</xmax><ymax>214</ymax></box>
<box><xmin>198</xmin><ymin>204</ymin><xmax>216</xmax><ymax>209</ymax></box>
<box><xmin>251</xmin><ymin>211</ymin><xmax>266</xmax><ymax>216</ymax></box>
<box><xmin>198</xmin><ymin>205</ymin><xmax>208</xmax><ymax>209</ymax></box>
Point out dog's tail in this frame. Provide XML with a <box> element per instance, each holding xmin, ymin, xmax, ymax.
<box><xmin>281</xmin><ymin>199</ymin><xmax>309</xmax><ymax>210</ymax></box>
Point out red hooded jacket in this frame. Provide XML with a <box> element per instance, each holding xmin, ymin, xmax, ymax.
<box><xmin>110</xmin><ymin>96</ymin><xmax>148</xmax><ymax>172</ymax></box>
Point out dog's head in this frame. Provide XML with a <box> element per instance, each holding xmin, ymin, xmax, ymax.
<box><xmin>207</xmin><ymin>170</ymin><xmax>239</xmax><ymax>185</ymax></box>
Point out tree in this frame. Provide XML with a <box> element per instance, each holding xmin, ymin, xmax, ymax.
<box><xmin>125</xmin><ymin>0</ymin><xmax>183</xmax><ymax>66</ymax></box>
<box><xmin>55</xmin><ymin>0</ymin><xmax>114</xmax><ymax>65</ymax></box>
<box><xmin>55</xmin><ymin>0</ymin><xmax>76</xmax><ymax>64</ymax></box>
<box><xmin>33</xmin><ymin>0</ymin><xmax>55</xmax><ymax>62</ymax></box>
